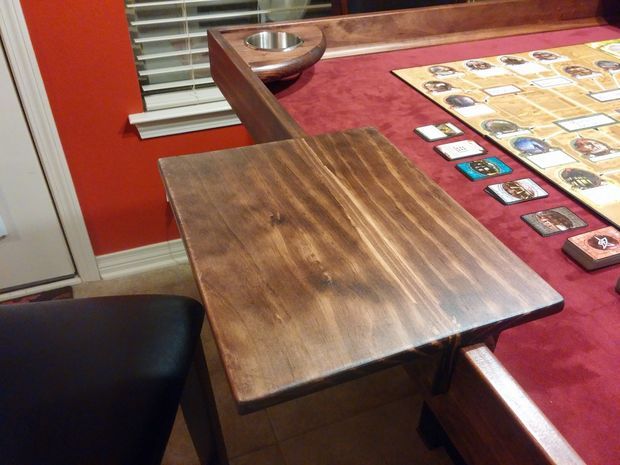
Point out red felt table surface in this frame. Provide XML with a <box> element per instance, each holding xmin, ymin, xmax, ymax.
<box><xmin>275</xmin><ymin>26</ymin><xmax>620</xmax><ymax>465</ymax></box>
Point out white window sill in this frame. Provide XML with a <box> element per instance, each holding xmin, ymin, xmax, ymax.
<box><xmin>128</xmin><ymin>98</ymin><xmax>241</xmax><ymax>139</ymax></box>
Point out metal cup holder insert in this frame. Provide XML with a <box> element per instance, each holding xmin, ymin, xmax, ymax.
<box><xmin>244</xmin><ymin>31</ymin><xmax>304</xmax><ymax>52</ymax></box>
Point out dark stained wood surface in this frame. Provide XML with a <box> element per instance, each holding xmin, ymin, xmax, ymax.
<box><xmin>220</xmin><ymin>0</ymin><xmax>620</xmax><ymax>58</ymax></box>
<box><xmin>204</xmin><ymin>2</ymin><xmax>600</xmax><ymax>457</ymax></box>
<box><xmin>225</xmin><ymin>25</ymin><xmax>326</xmax><ymax>82</ymax></box>
<box><xmin>426</xmin><ymin>344</ymin><xmax>586</xmax><ymax>465</ymax></box>
<box><xmin>160</xmin><ymin>127</ymin><xmax>563</xmax><ymax>413</ymax></box>
<box><xmin>320</xmin><ymin>18</ymin><xmax>612</xmax><ymax>60</ymax></box>
<box><xmin>279</xmin><ymin>0</ymin><xmax>619</xmax><ymax>57</ymax></box>
<box><xmin>181</xmin><ymin>344</ymin><xmax>229</xmax><ymax>465</ymax></box>
<box><xmin>209</xmin><ymin>29</ymin><xmax>306</xmax><ymax>144</ymax></box>
<box><xmin>211</xmin><ymin>0</ymin><xmax>620</xmax><ymax>142</ymax></box>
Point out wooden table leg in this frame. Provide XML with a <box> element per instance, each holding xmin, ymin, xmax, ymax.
<box><xmin>417</xmin><ymin>401</ymin><xmax>467</xmax><ymax>465</ymax></box>
<box><xmin>181</xmin><ymin>338</ymin><xmax>229</xmax><ymax>465</ymax></box>
<box><xmin>431</xmin><ymin>336</ymin><xmax>461</xmax><ymax>394</ymax></box>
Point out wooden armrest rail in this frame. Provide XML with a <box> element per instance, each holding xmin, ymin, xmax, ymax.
<box><xmin>423</xmin><ymin>344</ymin><xmax>585</xmax><ymax>465</ymax></box>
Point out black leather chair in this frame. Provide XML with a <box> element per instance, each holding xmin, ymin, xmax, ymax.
<box><xmin>0</xmin><ymin>294</ymin><xmax>224</xmax><ymax>465</ymax></box>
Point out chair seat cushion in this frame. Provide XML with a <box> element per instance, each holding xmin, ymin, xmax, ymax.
<box><xmin>0</xmin><ymin>294</ymin><xmax>204</xmax><ymax>465</ymax></box>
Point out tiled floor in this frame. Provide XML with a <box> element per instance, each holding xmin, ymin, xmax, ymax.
<box><xmin>74</xmin><ymin>264</ymin><xmax>453</xmax><ymax>465</ymax></box>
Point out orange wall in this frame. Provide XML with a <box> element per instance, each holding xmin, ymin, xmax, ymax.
<box><xmin>20</xmin><ymin>1</ymin><xmax>253</xmax><ymax>255</ymax></box>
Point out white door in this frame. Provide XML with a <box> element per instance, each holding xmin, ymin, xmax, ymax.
<box><xmin>0</xmin><ymin>41</ymin><xmax>74</xmax><ymax>292</ymax></box>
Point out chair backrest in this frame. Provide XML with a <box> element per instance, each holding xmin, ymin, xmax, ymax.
<box><xmin>0</xmin><ymin>294</ymin><xmax>204</xmax><ymax>465</ymax></box>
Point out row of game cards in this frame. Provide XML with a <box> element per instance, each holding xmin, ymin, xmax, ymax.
<box><xmin>415</xmin><ymin>121</ymin><xmax>548</xmax><ymax>202</ymax></box>
<box><xmin>414</xmin><ymin>122</ymin><xmax>620</xmax><ymax>270</ymax></box>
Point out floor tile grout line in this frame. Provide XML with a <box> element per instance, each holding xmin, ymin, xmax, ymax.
<box><xmin>73</xmin><ymin>264</ymin><xmax>453</xmax><ymax>465</ymax></box>
<box><xmin>264</xmin><ymin>374</ymin><xmax>419</xmax><ymax>444</ymax></box>
<box><xmin>273</xmin><ymin>392</ymin><xmax>422</xmax><ymax>445</ymax></box>
<box><xmin>225</xmin><ymin>410</ymin><xmax>281</xmax><ymax>460</ymax></box>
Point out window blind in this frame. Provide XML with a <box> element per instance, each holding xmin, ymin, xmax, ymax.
<box><xmin>125</xmin><ymin>0</ymin><xmax>333</xmax><ymax>112</ymax></box>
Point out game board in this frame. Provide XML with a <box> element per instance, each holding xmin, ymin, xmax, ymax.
<box><xmin>394</xmin><ymin>40</ymin><xmax>620</xmax><ymax>228</ymax></box>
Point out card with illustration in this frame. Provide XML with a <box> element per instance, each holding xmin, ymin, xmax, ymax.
<box><xmin>521</xmin><ymin>206</ymin><xmax>587</xmax><ymax>236</ymax></box>
<box><xmin>456</xmin><ymin>157</ymin><xmax>512</xmax><ymax>180</ymax></box>
<box><xmin>566</xmin><ymin>226</ymin><xmax>620</xmax><ymax>259</ymax></box>
<box><xmin>485</xmin><ymin>178</ymin><xmax>549</xmax><ymax>204</ymax></box>
<box><xmin>415</xmin><ymin>122</ymin><xmax>464</xmax><ymax>141</ymax></box>
<box><xmin>563</xmin><ymin>226</ymin><xmax>620</xmax><ymax>270</ymax></box>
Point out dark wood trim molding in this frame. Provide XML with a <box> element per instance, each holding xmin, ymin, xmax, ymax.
<box><xmin>425</xmin><ymin>345</ymin><xmax>586</xmax><ymax>465</ymax></box>
<box><xmin>210</xmin><ymin>0</ymin><xmax>620</xmax><ymax>141</ymax></box>
<box><xmin>208</xmin><ymin>29</ymin><xmax>307</xmax><ymax>143</ymax></box>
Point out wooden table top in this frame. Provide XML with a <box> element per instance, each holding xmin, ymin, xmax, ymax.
<box><xmin>159</xmin><ymin>127</ymin><xmax>563</xmax><ymax>413</ymax></box>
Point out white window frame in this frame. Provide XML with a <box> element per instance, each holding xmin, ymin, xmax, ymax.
<box><xmin>125</xmin><ymin>0</ymin><xmax>332</xmax><ymax>139</ymax></box>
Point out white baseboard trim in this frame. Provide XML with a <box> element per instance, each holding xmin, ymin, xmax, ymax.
<box><xmin>0</xmin><ymin>276</ymin><xmax>82</xmax><ymax>303</ymax></box>
<box><xmin>1</xmin><ymin>239</ymin><xmax>189</xmax><ymax>300</ymax></box>
<box><xmin>97</xmin><ymin>239</ymin><xmax>189</xmax><ymax>280</ymax></box>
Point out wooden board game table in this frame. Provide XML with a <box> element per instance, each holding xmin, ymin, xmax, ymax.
<box><xmin>201</xmin><ymin>0</ymin><xmax>620</xmax><ymax>464</ymax></box>
<box><xmin>160</xmin><ymin>128</ymin><xmax>569</xmax><ymax>465</ymax></box>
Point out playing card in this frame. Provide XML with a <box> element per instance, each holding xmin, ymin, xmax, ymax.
<box><xmin>565</xmin><ymin>226</ymin><xmax>620</xmax><ymax>260</ymax></box>
<box><xmin>456</xmin><ymin>157</ymin><xmax>512</xmax><ymax>180</ymax></box>
<box><xmin>435</xmin><ymin>140</ymin><xmax>486</xmax><ymax>160</ymax></box>
<box><xmin>485</xmin><ymin>178</ymin><xmax>548</xmax><ymax>204</ymax></box>
<box><xmin>521</xmin><ymin>206</ymin><xmax>587</xmax><ymax>236</ymax></box>
<box><xmin>414</xmin><ymin>122</ymin><xmax>464</xmax><ymax>141</ymax></box>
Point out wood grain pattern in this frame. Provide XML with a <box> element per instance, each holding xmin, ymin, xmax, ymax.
<box><xmin>211</xmin><ymin>0</ymin><xmax>620</xmax><ymax>142</ymax></box>
<box><xmin>208</xmin><ymin>29</ymin><xmax>306</xmax><ymax>143</ymax></box>
<box><xmin>221</xmin><ymin>2</ymin><xmax>619</xmax><ymax>58</ymax></box>
<box><xmin>160</xmin><ymin>128</ymin><xmax>563</xmax><ymax>413</ymax></box>
<box><xmin>426</xmin><ymin>344</ymin><xmax>586</xmax><ymax>465</ymax></box>
<box><xmin>226</xmin><ymin>26</ymin><xmax>326</xmax><ymax>82</ymax></box>
<box><xmin>321</xmin><ymin>18</ymin><xmax>612</xmax><ymax>60</ymax></box>
<box><xmin>284</xmin><ymin>0</ymin><xmax>618</xmax><ymax>55</ymax></box>
<box><xmin>203</xmin><ymin>3</ymin><xmax>601</xmax><ymax>460</ymax></box>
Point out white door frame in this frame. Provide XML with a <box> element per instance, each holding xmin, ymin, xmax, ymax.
<box><xmin>0</xmin><ymin>0</ymin><xmax>99</xmax><ymax>282</ymax></box>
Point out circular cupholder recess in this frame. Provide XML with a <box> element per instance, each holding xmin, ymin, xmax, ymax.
<box><xmin>244</xmin><ymin>31</ymin><xmax>304</xmax><ymax>52</ymax></box>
